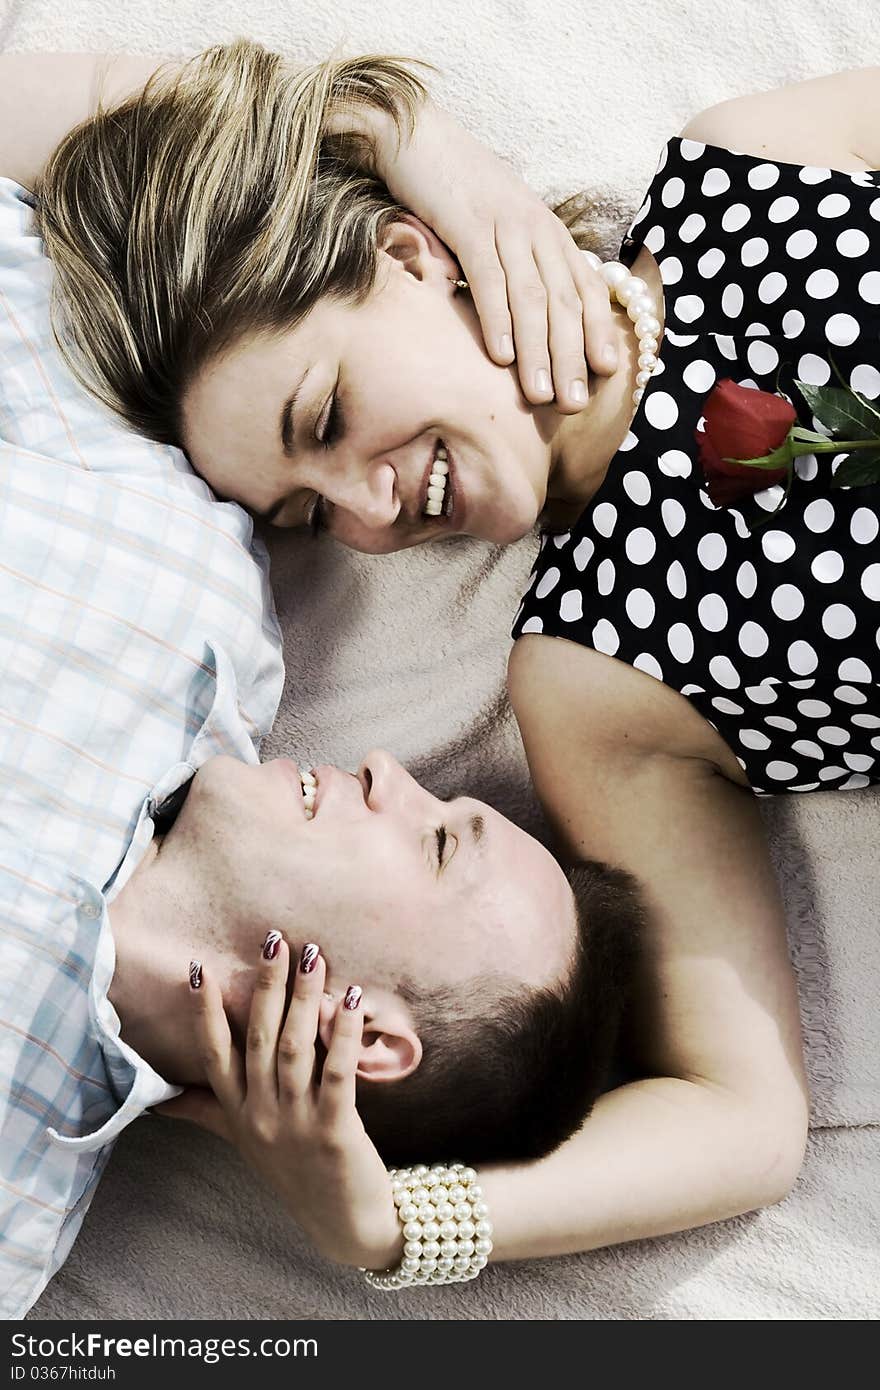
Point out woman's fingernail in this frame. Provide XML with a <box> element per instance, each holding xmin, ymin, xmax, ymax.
<box><xmin>262</xmin><ymin>930</ymin><xmax>283</xmax><ymax>961</ymax></box>
<box><xmin>570</xmin><ymin>379</ymin><xmax>588</xmax><ymax>405</ymax></box>
<box><xmin>300</xmin><ymin>943</ymin><xmax>320</xmax><ymax>974</ymax></box>
<box><xmin>189</xmin><ymin>960</ymin><xmax>202</xmax><ymax>991</ymax></box>
<box><xmin>535</xmin><ymin>368</ymin><xmax>552</xmax><ymax>396</ymax></box>
<box><xmin>499</xmin><ymin>332</ymin><xmax>514</xmax><ymax>359</ymax></box>
<box><xmin>602</xmin><ymin>344</ymin><xmax>618</xmax><ymax>370</ymax></box>
<box><xmin>343</xmin><ymin>984</ymin><xmax>363</xmax><ymax>1012</ymax></box>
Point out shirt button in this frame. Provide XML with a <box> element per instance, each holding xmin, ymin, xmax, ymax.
<box><xmin>80</xmin><ymin>901</ymin><xmax>102</xmax><ymax>920</ymax></box>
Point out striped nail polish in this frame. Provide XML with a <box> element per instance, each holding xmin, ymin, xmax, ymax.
<box><xmin>262</xmin><ymin>930</ymin><xmax>282</xmax><ymax>961</ymax></box>
<box><xmin>343</xmin><ymin>984</ymin><xmax>362</xmax><ymax>1011</ymax></box>
<box><xmin>189</xmin><ymin>960</ymin><xmax>202</xmax><ymax>991</ymax></box>
<box><xmin>300</xmin><ymin>943</ymin><xmax>320</xmax><ymax>974</ymax></box>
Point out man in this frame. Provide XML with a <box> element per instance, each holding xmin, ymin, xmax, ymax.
<box><xmin>0</xmin><ymin>368</ymin><xmax>626</xmax><ymax>1311</ymax></box>
<box><xmin>0</xmin><ymin>50</ymin><xmax>806</xmax><ymax>1313</ymax></box>
<box><xmin>0</xmin><ymin>159</ymin><xmax>282</xmax><ymax>1316</ymax></box>
<box><xmin>0</xmin><ymin>59</ymin><xmax>630</xmax><ymax>1317</ymax></box>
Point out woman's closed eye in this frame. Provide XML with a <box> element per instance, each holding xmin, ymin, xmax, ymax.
<box><xmin>306</xmin><ymin>494</ymin><xmax>327</xmax><ymax>537</ymax></box>
<box><xmin>304</xmin><ymin>390</ymin><xmax>344</xmax><ymax>536</ymax></box>
<box><xmin>317</xmin><ymin>390</ymin><xmax>344</xmax><ymax>449</ymax></box>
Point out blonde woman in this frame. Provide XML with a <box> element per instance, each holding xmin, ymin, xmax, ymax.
<box><xmin>20</xmin><ymin>43</ymin><xmax>880</xmax><ymax>1287</ymax></box>
<box><xmin>2</xmin><ymin>48</ymin><xmax>619</xmax><ymax>425</ymax></box>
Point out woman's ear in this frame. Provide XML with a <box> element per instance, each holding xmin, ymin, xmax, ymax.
<box><xmin>379</xmin><ymin>213</ymin><xmax>459</xmax><ymax>284</ymax></box>
<box><xmin>317</xmin><ymin>988</ymin><xmax>423</xmax><ymax>1083</ymax></box>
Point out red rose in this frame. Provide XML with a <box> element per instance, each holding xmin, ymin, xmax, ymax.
<box><xmin>695</xmin><ymin>379</ymin><xmax>796</xmax><ymax>507</ymax></box>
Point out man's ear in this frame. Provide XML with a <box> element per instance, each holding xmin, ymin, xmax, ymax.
<box><xmin>317</xmin><ymin>988</ymin><xmax>423</xmax><ymax>1083</ymax></box>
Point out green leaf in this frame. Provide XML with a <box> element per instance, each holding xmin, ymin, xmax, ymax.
<box><xmin>852</xmin><ymin>390</ymin><xmax>880</xmax><ymax>426</ymax></box>
<box><xmin>795</xmin><ymin>382</ymin><xmax>880</xmax><ymax>440</ymax></box>
<box><xmin>828</xmin><ymin>354</ymin><xmax>880</xmax><ymax>425</ymax></box>
<box><xmin>831</xmin><ymin>449</ymin><xmax>880</xmax><ymax>487</ymax></box>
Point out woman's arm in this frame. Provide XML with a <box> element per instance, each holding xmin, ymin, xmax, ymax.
<box><xmin>0</xmin><ymin>51</ymin><xmax>615</xmax><ymax>411</ymax></box>
<box><xmin>682</xmin><ymin>67</ymin><xmax>880</xmax><ymax>171</ymax></box>
<box><xmin>479</xmin><ymin>1078</ymin><xmax>801</xmax><ymax>1261</ymax></box>
<box><xmin>492</xmin><ymin>634</ymin><xmax>809</xmax><ymax>1260</ymax></box>
<box><xmin>164</xmin><ymin>635</ymin><xmax>808</xmax><ymax>1273</ymax></box>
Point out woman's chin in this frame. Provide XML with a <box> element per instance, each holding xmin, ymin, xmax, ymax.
<box><xmin>475</xmin><ymin>503</ymin><xmax>541</xmax><ymax>546</ymax></box>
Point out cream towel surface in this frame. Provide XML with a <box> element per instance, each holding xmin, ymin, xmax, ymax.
<box><xmin>5</xmin><ymin>0</ymin><xmax>878</xmax><ymax>1321</ymax></box>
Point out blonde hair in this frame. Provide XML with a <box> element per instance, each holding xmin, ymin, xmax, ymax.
<box><xmin>35</xmin><ymin>39</ymin><xmax>430</xmax><ymax>445</ymax></box>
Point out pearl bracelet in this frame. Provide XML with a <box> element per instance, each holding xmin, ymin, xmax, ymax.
<box><xmin>361</xmin><ymin>1162</ymin><xmax>494</xmax><ymax>1290</ymax></box>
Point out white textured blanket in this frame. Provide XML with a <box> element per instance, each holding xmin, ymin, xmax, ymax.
<box><xmin>8</xmin><ymin>0</ymin><xmax>879</xmax><ymax>1321</ymax></box>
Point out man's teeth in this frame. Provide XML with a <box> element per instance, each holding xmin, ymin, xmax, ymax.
<box><xmin>424</xmin><ymin>445</ymin><xmax>450</xmax><ymax>517</ymax></box>
<box><xmin>301</xmin><ymin>767</ymin><xmax>317</xmax><ymax>819</ymax></box>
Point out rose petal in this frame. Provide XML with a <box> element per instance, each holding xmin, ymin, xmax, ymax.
<box><xmin>697</xmin><ymin>378</ymin><xmax>794</xmax><ymax>510</ymax></box>
<box><xmin>705</xmin><ymin>471</ymin><xmax>784</xmax><ymax>507</ymax></box>
<box><xmin>703</xmin><ymin>379</ymin><xmax>796</xmax><ymax>461</ymax></box>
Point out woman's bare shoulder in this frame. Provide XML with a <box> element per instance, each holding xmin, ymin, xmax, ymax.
<box><xmin>508</xmin><ymin>633</ymin><xmax>746</xmax><ymax>782</ymax></box>
<box><xmin>681</xmin><ymin>67</ymin><xmax>880</xmax><ymax>172</ymax></box>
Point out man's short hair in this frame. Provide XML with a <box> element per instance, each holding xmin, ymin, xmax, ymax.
<box><xmin>355</xmin><ymin>859</ymin><xmax>643</xmax><ymax>1165</ymax></box>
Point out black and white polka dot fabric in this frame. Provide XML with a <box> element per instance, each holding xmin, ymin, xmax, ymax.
<box><xmin>513</xmin><ymin>137</ymin><xmax>880</xmax><ymax>794</ymax></box>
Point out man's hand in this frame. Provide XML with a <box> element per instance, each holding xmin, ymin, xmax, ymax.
<box><xmin>373</xmin><ymin>102</ymin><xmax>618</xmax><ymax>412</ymax></box>
<box><xmin>157</xmin><ymin>939</ymin><xmax>402</xmax><ymax>1272</ymax></box>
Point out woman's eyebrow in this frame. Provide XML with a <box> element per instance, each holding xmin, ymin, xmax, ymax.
<box><xmin>279</xmin><ymin>366</ymin><xmax>310</xmax><ymax>457</ymax></box>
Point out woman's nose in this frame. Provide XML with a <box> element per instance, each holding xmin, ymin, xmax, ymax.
<box><xmin>328</xmin><ymin>457</ymin><xmax>400</xmax><ymax>531</ymax></box>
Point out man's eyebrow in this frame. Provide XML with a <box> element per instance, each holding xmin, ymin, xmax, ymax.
<box><xmin>433</xmin><ymin>811</ymin><xmax>485</xmax><ymax>886</ymax></box>
<box><xmin>455</xmin><ymin>814</ymin><xmax>485</xmax><ymax>876</ymax></box>
<box><xmin>279</xmin><ymin>367</ymin><xmax>310</xmax><ymax>458</ymax></box>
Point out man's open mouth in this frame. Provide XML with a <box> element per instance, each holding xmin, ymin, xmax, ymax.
<box><xmin>300</xmin><ymin>767</ymin><xmax>317</xmax><ymax>819</ymax></box>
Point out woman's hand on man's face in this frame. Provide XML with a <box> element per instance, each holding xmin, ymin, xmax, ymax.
<box><xmin>374</xmin><ymin>101</ymin><xmax>618</xmax><ymax>413</ymax></box>
<box><xmin>156</xmin><ymin>938</ymin><xmax>403</xmax><ymax>1273</ymax></box>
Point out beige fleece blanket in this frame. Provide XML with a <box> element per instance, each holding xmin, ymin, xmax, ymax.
<box><xmin>9</xmin><ymin>0</ymin><xmax>879</xmax><ymax>1321</ymax></box>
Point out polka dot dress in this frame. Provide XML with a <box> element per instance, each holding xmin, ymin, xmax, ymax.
<box><xmin>513</xmin><ymin>137</ymin><xmax>880</xmax><ymax>794</ymax></box>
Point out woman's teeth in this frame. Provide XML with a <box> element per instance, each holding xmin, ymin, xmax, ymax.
<box><xmin>423</xmin><ymin>445</ymin><xmax>450</xmax><ymax>518</ymax></box>
<box><xmin>301</xmin><ymin>767</ymin><xmax>317</xmax><ymax>819</ymax></box>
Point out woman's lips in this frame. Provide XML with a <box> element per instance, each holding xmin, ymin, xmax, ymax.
<box><xmin>419</xmin><ymin>443</ymin><xmax>466</xmax><ymax>533</ymax></box>
<box><xmin>445</xmin><ymin>449</ymin><xmax>466</xmax><ymax>532</ymax></box>
<box><xmin>418</xmin><ymin>451</ymin><xmax>441</xmax><ymax>517</ymax></box>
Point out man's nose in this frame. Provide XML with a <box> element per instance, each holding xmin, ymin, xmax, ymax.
<box><xmin>359</xmin><ymin>748</ymin><xmax>429</xmax><ymax>813</ymax></box>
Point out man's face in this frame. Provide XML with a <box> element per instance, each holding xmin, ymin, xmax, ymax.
<box><xmin>165</xmin><ymin>751</ymin><xmax>575</xmax><ymax>1003</ymax></box>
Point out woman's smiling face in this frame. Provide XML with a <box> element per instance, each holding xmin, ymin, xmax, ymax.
<box><xmin>181</xmin><ymin>218</ymin><xmax>557</xmax><ymax>552</ymax></box>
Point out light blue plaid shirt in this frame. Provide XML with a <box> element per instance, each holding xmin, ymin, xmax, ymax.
<box><xmin>0</xmin><ymin>178</ymin><xmax>286</xmax><ymax>1318</ymax></box>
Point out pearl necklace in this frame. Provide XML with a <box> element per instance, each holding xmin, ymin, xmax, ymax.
<box><xmin>580</xmin><ymin>250</ymin><xmax>662</xmax><ymax>406</ymax></box>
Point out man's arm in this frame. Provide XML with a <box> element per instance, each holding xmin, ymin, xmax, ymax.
<box><xmin>0</xmin><ymin>53</ymin><xmax>171</xmax><ymax>190</ymax></box>
<box><xmin>487</xmin><ymin>635</ymin><xmax>809</xmax><ymax>1260</ymax></box>
<box><xmin>0</xmin><ymin>50</ymin><xmax>614</xmax><ymax>411</ymax></box>
<box><xmin>0</xmin><ymin>50</ymin><xmax>418</xmax><ymax>193</ymax></box>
